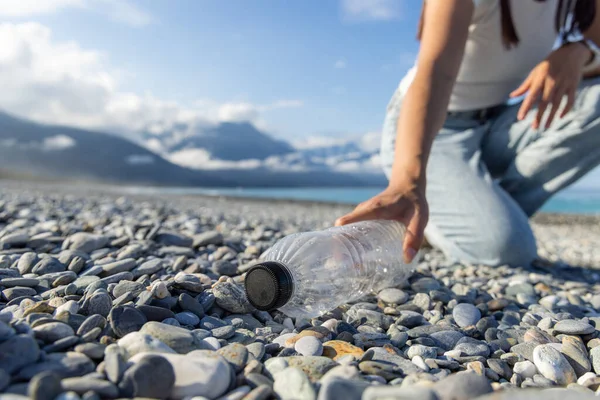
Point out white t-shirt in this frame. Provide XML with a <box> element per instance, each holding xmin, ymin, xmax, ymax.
<box><xmin>398</xmin><ymin>0</ymin><xmax>559</xmax><ymax>111</ymax></box>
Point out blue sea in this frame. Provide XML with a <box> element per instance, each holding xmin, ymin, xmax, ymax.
<box><xmin>124</xmin><ymin>186</ymin><xmax>600</xmax><ymax>215</ymax></box>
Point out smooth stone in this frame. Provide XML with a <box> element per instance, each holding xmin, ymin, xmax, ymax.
<box><xmin>217</xmin><ymin>343</ymin><xmax>249</xmax><ymax>372</ymax></box>
<box><xmin>363</xmin><ymin>386</ymin><xmax>439</xmax><ymax>400</ymax></box>
<box><xmin>561</xmin><ymin>336</ymin><xmax>591</xmax><ymax>377</ymax></box>
<box><xmin>224</xmin><ymin>314</ymin><xmax>263</xmax><ymax>330</ymax></box>
<box><xmin>273</xmin><ymin>333</ymin><xmax>297</xmax><ymax>348</ymax></box>
<box><xmin>411</xmin><ymin>278</ymin><xmax>441</xmax><ymax>292</ymax></box>
<box><xmin>247</xmin><ymin>342</ymin><xmax>265</xmax><ymax>360</ymax></box>
<box><xmin>74</xmin><ymin>343</ymin><xmax>106</xmax><ymax>360</ymax></box>
<box><xmin>175</xmin><ymin>311</ymin><xmax>200</xmax><ymax>327</ymax></box>
<box><xmin>396</xmin><ymin>310</ymin><xmax>427</xmax><ymax>328</ymax></box>
<box><xmin>27</xmin><ymin>371</ymin><xmax>62</xmax><ymax>400</ymax></box>
<box><xmin>453</xmin><ymin>303</ymin><xmax>482</xmax><ymax>328</ymax></box>
<box><xmin>193</xmin><ymin>231</ymin><xmax>224</xmax><ymax>247</ymax></box>
<box><xmin>0</xmin><ymin>277</ymin><xmax>40</xmax><ymax>287</ymax></box>
<box><xmin>589</xmin><ymin>346</ymin><xmax>600</xmax><ymax>374</ymax></box>
<box><xmin>322</xmin><ymin>340</ymin><xmax>364</xmax><ymax>361</ymax></box>
<box><xmin>285</xmin><ymin>356</ymin><xmax>336</xmax><ymax>382</ymax></box>
<box><xmin>295</xmin><ymin>336</ymin><xmax>323</xmax><ymax>357</ymax></box>
<box><xmin>178</xmin><ymin>293</ymin><xmax>205</xmax><ymax>318</ymax></box>
<box><xmin>554</xmin><ymin>320</ymin><xmax>595</xmax><ymax>335</ymax></box>
<box><xmin>513</xmin><ymin>361</ymin><xmax>538</xmax><ymax>379</ymax></box>
<box><xmin>63</xmin><ymin>233</ymin><xmax>109</xmax><ymax>253</ymax></box>
<box><xmin>212</xmin><ymin>260</ymin><xmax>237</xmax><ymax>276</ymax></box>
<box><xmin>108</xmin><ymin>305</ymin><xmax>147</xmax><ymax>338</ymax></box>
<box><xmin>112</xmin><ymin>281</ymin><xmax>145</xmax><ymax>299</ymax></box>
<box><xmin>117</xmin><ymin>331</ymin><xmax>176</xmax><ymax>359</ymax></box>
<box><xmin>155</xmin><ymin>232</ymin><xmax>193</xmax><ymax>247</ymax></box>
<box><xmin>139</xmin><ymin>321</ymin><xmax>200</xmax><ymax>354</ymax></box>
<box><xmin>455</xmin><ymin>337</ymin><xmax>490</xmax><ymax>357</ymax></box>
<box><xmin>61</xmin><ymin>377</ymin><xmax>119</xmax><ymax>398</ymax></box>
<box><xmin>318</xmin><ymin>376</ymin><xmax>369</xmax><ymax>400</ymax></box>
<box><xmin>32</xmin><ymin>258</ymin><xmax>65</xmax><ymax>275</ymax></box>
<box><xmin>132</xmin><ymin>259</ymin><xmax>164</xmax><ymax>278</ymax></box>
<box><xmin>212</xmin><ymin>281</ymin><xmax>255</xmax><ymax>313</ymax></box>
<box><xmin>33</xmin><ymin>322</ymin><xmax>74</xmax><ymax>343</ymax></box>
<box><xmin>360</xmin><ymin>347</ymin><xmax>421</xmax><ymax>375</ymax></box>
<box><xmin>352</xmin><ymin>333</ymin><xmax>390</xmax><ymax>348</ymax></box>
<box><xmin>511</xmin><ymin>342</ymin><xmax>538</xmax><ymax>362</ymax></box>
<box><xmin>137</xmin><ymin>305</ymin><xmax>176</xmax><ymax>322</ymax></box>
<box><xmin>273</xmin><ymin>367</ymin><xmax>316</xmax><ymax>400</ymax></box>
<box><xmin>534</xmin><ymin>344</ymin><xmax>577</xmax><ymax>385</ymax></box>
<box><xmin>201</xmin><ymin>337</ymin><xmax>221</xmax><ymax>350</ymax></box>
<box><xmin>243</xmin><ymin>385</ymin><xmax>273</xmax><ymax>400</ymax></box>
<box><xmin>430</xmin><ymin>330</ymin><xmax>464</xmax><ymax>351</ymax></box>
<box><xmin>15</xmin><ymin>352</ymin><xmax>95</xmax><ymax>380</ymax></box>
<box><xmin>174</xmin><ymin>273</ymin><xmax>203</xmax><ymax>292</ymax></box>
<box><xmin>407</xmin><ymin>344</ymin><xmax>438</xmax><ymax>360</ymax></box>
<box><xmin>76</xmin><ymin>315</ymin><xmax>106</xmax><ymax>336</ymax></box>
<box><xmin>432</xmin><ymin>371</ymin><xmax>492</xmax><ymax>400</ymax></box>
<box><xmin>84</xmin><ymin>291</ymin><xmax>112</xmax><ymax>317</ymax></box>
<box><xmin>104</xmin><ymin>344</ymin><xmax>127</xmax><ymax>384</ymax></box>
<box><xmin>129</xmin><ymin>351</ymin><xmax>230</xmax><ymax>399</ymax></box>
<box><xmin>2</xmin><ymin>286</ymin><xmax>37</xmax><ymax>301</ymax></box>
<box><xmin>118</xmin><ymin>354</ymin><xmax>175</xmax><ymax>398</ymax></box>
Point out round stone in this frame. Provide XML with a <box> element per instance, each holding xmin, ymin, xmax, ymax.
<box><xmin>33</xmin><ymin>322</ymin><xmax>74</xmax><ymax>343</ymax></box>
<box><xmin>295</xmin><ymin>336</ymin><xmax>323</xmax><ymax>357</ymax></box>
<box><xmin>377</xmin><ymin>288</ymin><xmax>409</xmax><ymax>305</ymax></box>
<box><xmin>452</xmin><ymin>303</ymin><xmax>482</xmax><ymax>328</ymax></box>
<box><xmin>109</xmin><ymin>306</ymin><xmax>148</xmax><ymax>338</ymax></box>
<box><xmin>533</xmin><ymin>344</ymin><xmax>577</xmax><ymax>385</ymax></box>
<box><xmin>553</xmin><ymin>320</ymin><xmax>595</xmax><ymax>335</ymax></box>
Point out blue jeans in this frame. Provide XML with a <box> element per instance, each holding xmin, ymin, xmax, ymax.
<box><xmin>380</xmin><ymin>77</ymin><xmax>600</xmax><ymax>267</ymax></box>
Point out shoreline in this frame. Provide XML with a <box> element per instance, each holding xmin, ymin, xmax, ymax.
<box><xmin>1</xmin><ymin>178</ymin><xmax>598</xmax><ymax>226</ymax></box>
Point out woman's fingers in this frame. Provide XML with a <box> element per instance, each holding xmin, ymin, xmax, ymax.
<box><xmin>534</xmin><ymin>81</ymin><xmax>557</xmax><ymax>129</ymax></box>
<box><xmin>560</xmin><ymin>87</ymin><xmax>576</xmax><ymax>118</ymax></box>
<box><xmin>335</xmin><ymin>202</ymin><xmax>379</xmax><ymax>227</ymax></box>
<box><xmin>518</xmin><ymin>79</ymin><xmax>543</xmax><ymax>121</ymax></box>
<box><xmin>510</xmin><ymin>75</ymin><xmax>532</xmax><ymax>98</ymax></box>
<box><xmin>544</xmin><ymin>83</ymin><xmax>566</xmax><ymax>129</ymax></box>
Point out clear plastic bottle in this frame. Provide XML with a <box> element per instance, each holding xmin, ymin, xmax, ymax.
<box><xmin>244</xmin><ymin>220</ymin><xmax>417</xmax><ymax>319</ymax></box>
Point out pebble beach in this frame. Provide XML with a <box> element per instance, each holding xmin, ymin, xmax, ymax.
<box><xmin>1</xmin><ymin>180</ymin><xmax>600</xmax><ymax>400</ymax></box>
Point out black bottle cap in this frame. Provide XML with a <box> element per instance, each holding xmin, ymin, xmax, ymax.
<box><xmin>244</xmin><ymin>261</ymin><xmax>294</xmax><ymax>311</ymax></box>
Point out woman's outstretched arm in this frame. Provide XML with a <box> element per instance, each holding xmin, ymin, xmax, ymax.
<box><xmin>336</xmin><ymin>0</ymin><xmax>473</xmax><ymax>263</ymax></box>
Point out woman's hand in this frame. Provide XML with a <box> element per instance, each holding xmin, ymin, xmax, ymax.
<box><xmin>335</xmin><ymin>181</ymin><xmax>429</xmax><ymax>264</ymax></box>
<box><xmin>510</xmin><ymin>42</ymin><xmax>592</xmax><ymax>129</ymax></box>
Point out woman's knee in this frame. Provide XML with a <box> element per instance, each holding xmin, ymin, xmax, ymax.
<box><xmin>426</xmin><ymin>219</ymin><xmax>538</xmax><ymax>267</ymax></box>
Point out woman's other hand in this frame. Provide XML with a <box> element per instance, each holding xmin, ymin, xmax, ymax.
<box><xmin>335</xmin><ymin>181</ymin><xmax>428</xmax><ymax>264</ymax></box>
<box><xmin>510</xmin><ymin>42</ymin><xmax>592</xmax><ymax>129</ymax></box>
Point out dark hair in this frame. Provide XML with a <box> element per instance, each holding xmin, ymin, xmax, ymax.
<box><xmin>417</xmin><ymin>0</ymin><xmax>596</xmax><ymax>50</ymax></box>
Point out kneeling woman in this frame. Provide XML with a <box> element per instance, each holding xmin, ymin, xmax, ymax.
<box><xmin>337</xmin><ymin>0</ymin><xmax>600</xmax><ymax>267</ymax></box>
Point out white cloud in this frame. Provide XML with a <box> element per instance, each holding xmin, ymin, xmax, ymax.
<box><xmin>43</xmin><ymin>134</ymin><xmax>76</xmax><ymax>150</ymax></box>
<box><xmin>0</xmin><ymin>0</ymin><xmax>152</xmax><ymax>27</ymax></box>
<box><xmin>334</xmin><ymin>59</ymin><xmax>347</xmax><ymax>69</ymax></box>
<box><xmin>0</xmin><ymin>22</ymin><xmax>302</xmax><ymax>142</ymax></box>
<box><xmin>167</xmin><ymin>148</ymin><xmax>262</xmax><ymax>170</ymax></box>
<box><xmin>0</xmin><ymin>134</ymin><xmax>76</xmax><ymax>151</ymax></box>
<box><xmin>341</xmin><ymin>0</ymin><xmax>401</xmax><ymax>22</ymax></box>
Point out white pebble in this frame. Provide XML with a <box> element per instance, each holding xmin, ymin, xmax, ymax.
<box><xmin>150</xmin><ymin>281</ymin><xmax>170</xmax><ymax>299</ymax></box>
<box><xmin>513</xmin><ymin>360</ymin><xmax>537</xmax><ymax>379</ymax></box>
<box><xmin>411</xmin><ymin>355</ymin><xmax>430</xmax><ymax>372</ymax></box>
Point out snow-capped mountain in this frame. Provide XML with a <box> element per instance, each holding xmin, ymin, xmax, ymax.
<box><xmin>139</xmin><ymin>120</ymin><xmax>382</xmax><ymax>174</ymax></box>
<box><xmin>0</xmin><ymin>110</ymin><xmax>387</xmax><ymax>187</ymax></box>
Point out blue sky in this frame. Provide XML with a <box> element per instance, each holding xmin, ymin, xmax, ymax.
<box><xmin>0</xmin><ymin>0</ymin><xmax>421</xmax><ymax>141</ymax></box>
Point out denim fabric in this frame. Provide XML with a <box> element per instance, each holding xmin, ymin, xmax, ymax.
<box><xmin>380</xmin><ymin>77</ymin><xmax>600</xmax><ymax>266</ymax></box>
